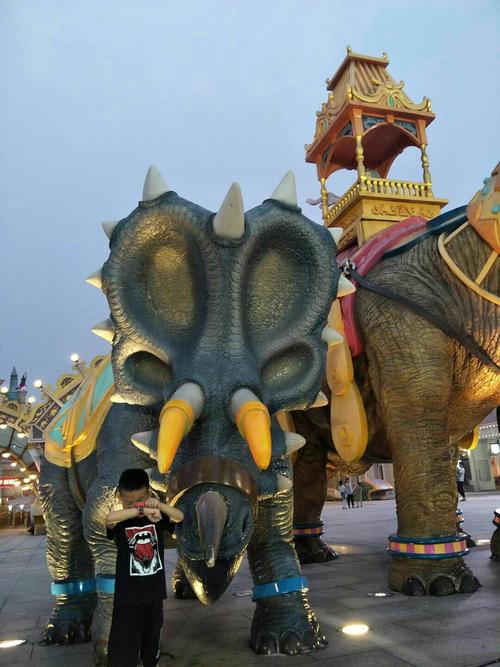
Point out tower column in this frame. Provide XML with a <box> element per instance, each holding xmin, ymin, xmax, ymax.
<box><xmin>355</xmin><ymin>134</ymin><xmax>367</xmax><ymax>188</ymax></box>
<box><xmin>420</xmin><ymin>143</ymin><xmax>433</xmax><ymax>194</ymax></box>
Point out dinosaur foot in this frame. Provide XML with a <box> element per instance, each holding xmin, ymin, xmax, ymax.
<box><xmin>172</xmin><ymin>562</ymin><xmax>197</xmax><ymax>600</ymax></box>
<box><xmin>295</xmin><ymin>537</ymin><xmax>339</xmax><ymax>564</ymax></box>
<box><xmin>41</xmin><ymin>593</ymin><xmax>96</xmax><ymax>646</ymax></box>
<box><xmin>389</xmin><ymin>557</ymin><xmax>480</xmax><ymax>596</ymax></box>
<box><xmin>250</xmin><ymin>591</ymin><xmax>327</xmax><ymax>655</ymax></box>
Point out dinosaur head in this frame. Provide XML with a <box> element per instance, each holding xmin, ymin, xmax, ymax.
<box><xmin>92</xmin><ymin>166</ymin><xmax>346</xmax><ymax>604</ymax></box>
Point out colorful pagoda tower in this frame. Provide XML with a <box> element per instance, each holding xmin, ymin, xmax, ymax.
<box><xmin>305</xmin><ymin>47</ymin><xmax>448</xmax><ymax>249</ymax></box>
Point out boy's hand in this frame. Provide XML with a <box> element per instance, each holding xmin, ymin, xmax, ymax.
<box><xmin>144</xmin><ymin>507</ymin><xmax>161</xmax><ymax>523</ymax></box>
<box><xmin>145</xmin><ymin>498</ymin><xmax>159</xmax><ymax>509</ymax></box>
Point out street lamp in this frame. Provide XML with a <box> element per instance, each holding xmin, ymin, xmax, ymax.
<box><xmin>0</xmin><ymin>424</ymin><xmax>7</xmax><ymax>429</ymax></box>
<box><xmin>70</xmin><ymin>353</ymin><xmax>87</xmax><ymax>378</ymax></box>
<box><xmin>27</xmin><ymin>396</ymin><xmax>36</xmax><ymax>404</ymax></box>
<box><xmin>0</xmin><ymin>387</ymin><xmax>8</xmax><ymax>394</ymax></box>
<box><xmin>32</xmin><ymin>379</ymin><xmax>63</xmax><ymax>407</ymax></box>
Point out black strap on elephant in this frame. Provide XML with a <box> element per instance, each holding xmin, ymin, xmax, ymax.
<box><xmin>347</xmin><ymin>267</ymin><xmax>500</xmax><ymax>374</ymax></box>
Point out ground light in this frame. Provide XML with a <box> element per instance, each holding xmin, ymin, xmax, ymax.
<box><xmin>366</xmin><ymin>591</ymin><xmax>394</xmax><ymax>598</ymax></box>
<box><xmin>0</xmin><ymin>639</ymin><xmax>26</xmax><ymax>648</ymax></box>
<box><xmin>341</xmin><ymin>623</ymin><xmax>370</xmax><ymax>636</ymax></box>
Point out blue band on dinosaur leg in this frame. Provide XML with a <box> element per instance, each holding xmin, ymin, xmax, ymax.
<box><xmin>252</xmin><ymin>576</ymin><xmax>309</xmax><ymax>601</ymax></box>
<box><xmin>96</xmin><ymin>574</ymin><xmax>115</xmax><ymax>594</ymax></box>
<box><xmin>51</xmin><ymin>579</ymin><xmax>96</xmax><ymax>596</ymax></box>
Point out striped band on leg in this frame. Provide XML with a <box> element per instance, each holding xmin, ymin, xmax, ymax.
<box><xmin>293</xmin><ymin>521</ymin><xmax>324</xmax><ymax>538</ymax></box>
<box><xmin>388</xmin><ymin>533</ymin><xmax>469</xmax><ymax>559</ymax></box>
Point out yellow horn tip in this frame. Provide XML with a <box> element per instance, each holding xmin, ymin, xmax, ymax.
<box><xmin>157</xmin><ymin>399</ymin><xmax>195</xmax><ymax>473</ymax></box>
<box><xmin>235</xmin><ymin>401</ymin><xmax>272</xmax><ymax>470</ymax></box>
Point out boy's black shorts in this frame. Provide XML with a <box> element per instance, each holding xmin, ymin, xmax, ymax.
<box><xmin>107</xmin><ymin>600</ymin><xmax>163</xmax><ymax>667</ymax></box>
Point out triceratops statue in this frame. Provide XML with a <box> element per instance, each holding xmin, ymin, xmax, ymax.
<box><xmin>40</xmin><ymin>167</ymin><xmax>352</xmax><ymax>662</ymax></box>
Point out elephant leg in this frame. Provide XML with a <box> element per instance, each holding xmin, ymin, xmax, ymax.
<box><xmin>367</xmin><ymin>333</ymin><xmax>478</xmax><ymax>596</ymax></box>
<box><xmin>247</xmin><ymin>480</ymin><xmax>327</xmax><ymax>656</ymax></box>
<box><xmin>292</xmin><ymin>431</ymin><xmax>338</xmax><ymax>564</ymax></box>
<box><xmin>39</xmin><ymin>459</ymin><xmax>96</xmax><ymax>645</ymax></box>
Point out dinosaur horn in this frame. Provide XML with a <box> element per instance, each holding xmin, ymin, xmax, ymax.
<box><xmin>328</xmin><ymin>227</ymin><xmax>344</xmax><ymax>245</ymax></box>
<box><xmin>269</xmin><ymin>170</ymin><xmax>297</xmax><ymax>207</ymax></box>
<box><xmin>102</xmin><ymin>221</ymin><xmax>119</xmax><ymax>239</ymax></box>
<box><xmin>142</xmin><ymin>165</ymin><xmax>170</xmax><ymax>201</ymax></box>
<box><xmin>196</xmin><ymin>491</ymin><xmax>228</xmax><ymax>568</ymax></box>
<box><xmin>91</xmin><ymin>319</ymin><xmax>115</xmax><ymax>343</ymax></box>
<box><xmin>284</xmin><ymin>432</ymin><xmax>306</xmax><ymax>455</ymax></box>
<box><xmin>310</xmin><ymin>391</ymin><xmax>328</xmax><ymax>408</ymax></box>
<box><xmin>321</xmin><ymin>326</ymin><xmax>343</xmax><ymax>348</ymax></box>
<box><xmin>337</xmin><ymin>274</ymin><xmax>356</xmax><ymax>297</ymax></box>
<box><xmin>157</xmin><ymin>382</ymin><xmax>204</xmax><ymax>473</ymax></box>
<box><xmin>131</xmin><ymin>429</ymin><xmax>159</xmax><ymax>460</ymax></box>
<box><xmin>230</xmin><ymin>388</ymin><xmax>272</xmax><ymax>470</ymax></box>
<box><xmin>212</xmin><ymin>182</ymin><xmax>245</xmax><ymax>239</ymax></box>
<box><xmin>85</xmin><ymin>268</ymin><xmax>103</xmax><ymax>290</ymax></box>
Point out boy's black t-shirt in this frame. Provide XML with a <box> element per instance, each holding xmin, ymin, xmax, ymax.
<box><xmin>107</xmin><ymin>513</ymin><xmax>175</xmax><ymax>606</ymax></box>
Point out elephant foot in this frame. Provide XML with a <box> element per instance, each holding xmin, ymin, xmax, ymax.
<box><xmin>294</xmin><ymin>536</ymin><xmax>339</xmax><ymax>564</ymax></box>
<box><xmin>41</xmin><ymin>593</ymin><xmax>96</xmax><ymax>646</ymax></box>
<box><xmin>91</xmin><ymin>594</ymin><xmax>113</xmax><ymax>666</ymax></box>
<box><xmin>389</xmin><ymin>557</ymin><xmax>480</xmax><ymax>596</ymax></box>
<box><xmin>250</xmin><ymin>591</ymin><xmax>327</xmax><ymax>655</ymax></box>
<box><xmin>172</xmin><ymin>562</ymin><xmax>197</xmax><ymax>600</ymax></box>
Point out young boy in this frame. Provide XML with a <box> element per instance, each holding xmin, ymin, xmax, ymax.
<box><xmin>105</xmin><ymin>468</ymin><xmax>183</xmax><ymax>667</ymax></box>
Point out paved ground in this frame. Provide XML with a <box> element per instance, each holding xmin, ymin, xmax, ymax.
<box><xmin>0</xmin><ymin>494</ymin><xmax>499</xmax><ymax>666</ymax></box>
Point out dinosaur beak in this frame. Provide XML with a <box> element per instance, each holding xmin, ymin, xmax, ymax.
<box><xmin>195</xmin><ymin>491</ymin><xmax>228</xmax><ymax>568</ymax></box>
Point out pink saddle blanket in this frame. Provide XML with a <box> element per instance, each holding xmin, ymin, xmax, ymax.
<box><xmin>337</xmin><ymin>216</ymin><xmax>427</xmax><ymax>357</ymax></box>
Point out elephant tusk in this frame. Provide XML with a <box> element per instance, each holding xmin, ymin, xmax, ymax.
<box><xmin>230</xmin><ymin>388</ymin><xmax>272</xmax><ymax>470</ymax></box>
<box><xmin>157</xmin><ymin>382</ymin><xmax>204</xmax><ymax>473</ymax></box>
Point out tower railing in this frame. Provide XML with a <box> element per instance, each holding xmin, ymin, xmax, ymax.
<box><xmin>324</xmin><ymin>177</ymin><xmax>434</xmax><ymax>226</ymax></box>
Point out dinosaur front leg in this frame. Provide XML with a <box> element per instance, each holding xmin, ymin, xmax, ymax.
<box><xmin>247</xmin><ymin>479</ymin><xmax>327</xmax><ymax>655</ymax></box>
<box><xmin>39</xmin><ymin>459</ymin><xmax>96</xmax><ymax>645</ymax></box>
<box><xmin>367</xmin><ymin>334</ymin><xmax>479</xmax><ymax>596</ymax></box>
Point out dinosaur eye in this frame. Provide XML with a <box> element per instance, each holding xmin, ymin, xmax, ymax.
<box><xmin>124</xmin><ymin>352</ymin><xmax>173</xmax><ymax>393</ymax></box>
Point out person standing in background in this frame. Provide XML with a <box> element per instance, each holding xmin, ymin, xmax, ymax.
<box><xmin>345</xmin><ymin>478</ymin><xmax>354</xmax><ymax>509</ymax></box>
<box><xmin>456</xmin><ymin>461</ymin><xmax>466</xmax><ymax>501</ymax></box>
<box><xmin>339</xmin><ymin>480</ymin><xmax>347</xmax><ymax>509</ymax></box>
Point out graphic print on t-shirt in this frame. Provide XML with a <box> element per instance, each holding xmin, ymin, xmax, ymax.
<box><xmin>125</xmin><ymin>524</ymin><xmax>163</xmax><ymax>576</ymax></box>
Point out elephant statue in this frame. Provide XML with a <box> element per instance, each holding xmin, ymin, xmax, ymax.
<box><xmin>39</xmin><ymin>167</ymin><xmax>351</xmax><ymax>661</ymax></box>
<box><xmin>291</xmin><ymin>163</ymin><xmax>500</xmax><ymax>596</ymax></box>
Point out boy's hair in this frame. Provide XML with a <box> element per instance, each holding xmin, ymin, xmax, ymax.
<box><xmin>118</xmin><ymin>468</ymin><xmax>150</xmax><ymax>492</ymax></box>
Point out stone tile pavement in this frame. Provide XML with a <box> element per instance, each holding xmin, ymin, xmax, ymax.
<box><xmin>0</xmin><ymin>494</ymin><xmax>499</xmax><ymax>666</ymax></box>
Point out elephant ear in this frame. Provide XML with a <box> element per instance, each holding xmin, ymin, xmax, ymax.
<box><xmin>101</xmin><ymin>192</ymin><xmax>216</xmax><ymax>405</ymax></box>
<box><xmin>243</xmin><ymin>200</ymin><xmax>339</xmax><ymax>412</ymax></box>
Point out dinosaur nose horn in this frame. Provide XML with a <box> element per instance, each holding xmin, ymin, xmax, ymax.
<box><xmin>196</xmin><ymin>491</ymin><xmax>228</xmax><ymax>568</ymax></box>
<box><xmin>230</xmin><ymin>388</ymin><xmax>272</xmax><ymax>470</ymax></box>
<box><xmin>157</xmin><ymin>383</ymin><xmax>204</xmax><ymax>473</ymax></box>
